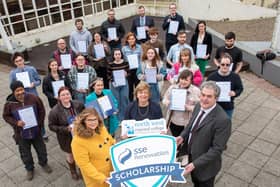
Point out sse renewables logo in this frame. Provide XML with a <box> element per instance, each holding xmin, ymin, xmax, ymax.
<box><xmin>109</xmin><ymin>135</ymin><xmax>186</xmax><ymax>187</ymax></box>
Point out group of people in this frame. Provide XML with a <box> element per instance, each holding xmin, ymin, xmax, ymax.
<box><xmin>2</xmin><ymin>3</ymin><xmax>245</xmax><ymax>187</ymax></box>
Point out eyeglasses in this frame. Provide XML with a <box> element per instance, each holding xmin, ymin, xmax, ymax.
<box><xmin>220</xmin><ymin>63</ymin><xmax>230</xmax><ymax>67</ymax></box>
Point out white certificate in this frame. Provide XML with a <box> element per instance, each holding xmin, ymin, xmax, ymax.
<box><xmin>127</xmin><ymin>54</ymin><xmax>139</xmax><ymax>69</ymax></box>
<box><xmin>113</xmin><ymin>70</ymin><xmax>126</xmax><ymax>86</ymax></box>
<box><xmin>168</xmin><ymin>21</ymin><xmax>179</xmax><ymax>35</ymax></box>
<box><xmin>94</xmin><ymin>44</ymin><xmax>106</xmax><ymax>58</ymax></box>
<box><xmin>77</xmin><ymin>40</ymin><xmax>87</xmax><ymax>53</ymax></box>
<box><xmin>97</xmin><ymin>95</ymin><xmax>113</xmax><ymax>118</ymax></box>
<box><xmin>108</xmin><ymin>27</ymin><xmax>117</xmax><ymax>40</ymax></box>
<box><xmin>16</xmin><ymin>71</ymin><xmax>31</xmax><ymax>88</ymax></box>
<box><xmin>196</xmin><ymin>44</ymin><xmax>207</xmax><ymax>58</ymax></box>
<box><xmin>137</xmin><ymin>26</ymin><xmax>146</xmax><ymax>40</ymax></box>
<box><xmin>60</xmin><ymin>54</ymin><xmax>72</xmax><ymax>69</ymax></box>
<box><xmin>216</xmin><ymin>81</ymin><xmax>231</xmax><ymax>102</ymax></box>
<box><xmin>77</xmin><ymin>73</ymin><xmax>89</xmax><ymax>89</ymax></box>
<box><xmin>18</xmin><ymin>106</ymin><xmax>38</xmax><ymax>130</ymax></box>
<box><xmin>145</xmin><ymin>68</ymin><xmax>157</xmax><ymax>84</ymax></box>
<box><xmin>155</xmin><ymin>48</ymin><xmax>159</xmax><ymax>54</ymax></box>
<box><xmin>170</xmin><ymin>89</ymin><xmax>187</xmax><ymax>111</ymax></box>
<box><xmin>52</xmin><ymin>80</ymin><xmax>65</xmax><ymax>97</ymax></box>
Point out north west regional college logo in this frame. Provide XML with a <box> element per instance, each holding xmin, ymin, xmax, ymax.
<box><xmin>109</xmin><ymin>135</ymin><xmax>186</xmax><ymax>187</ymax></box>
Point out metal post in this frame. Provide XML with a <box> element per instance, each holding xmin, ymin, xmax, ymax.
<box><xmin>271</xmin><ymin>0</ymin><xmax>280</xmax><ymax>52</ymax></box>
<box><xmin>0</xmin><ymin>18</ymin><xmax>13</xmax><ymax>51</ymax></box>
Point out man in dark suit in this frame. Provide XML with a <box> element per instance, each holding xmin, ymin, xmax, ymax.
<box><xmin>176</xmin><ymin>81</ymin><xmax>231</xmax><ymax>187</ymax></box>
<box><xmin>131</xmin><ymin>5</ymin><xmax>155</xmax><ymax>43</ymax></box>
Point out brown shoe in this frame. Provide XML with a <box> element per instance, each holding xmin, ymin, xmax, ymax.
<box><xmin>26</xmin><ymin>170</ymin><xmax>34</xmax><ymax>181</ymax></box>
<box><xmin>42</xmin><ymin>164</ymin><xmax>52</xmax><ymax>173</ymax></box>
<box><xmin>66</xmin><ymin>161</ymin><xmax>79</xmax><ymax>180</ymax></box>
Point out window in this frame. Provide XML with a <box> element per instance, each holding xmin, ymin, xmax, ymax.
<box><xmin>22</xmin><ymin>0</ymin><xmax>33</xmax><ymax>11</ymax></box>
<box><xmin>36</xmin><ymin>0</ymin><xmax>47</xmax><ymax>9</ymax></box>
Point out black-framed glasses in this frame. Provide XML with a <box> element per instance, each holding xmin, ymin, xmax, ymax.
<box><xmin>220</xmin><ymin>63</ymin><xmax>230</xmax><ymax>67</ymax></box>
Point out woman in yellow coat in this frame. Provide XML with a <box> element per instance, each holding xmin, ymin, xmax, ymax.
<box><xmin>71</xmin><ymin>108</ymin><xmax>115</xmax><ymax>187</ymax></box>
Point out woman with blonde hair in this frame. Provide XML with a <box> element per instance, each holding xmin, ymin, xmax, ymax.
<box><xmin>71</xmin><ymin>108</ymin><xmax>115</xmax><ymax>187</ymax></box>
<box><xmin>167</xmin><ymin>48</ymin><xmax>203</xmax><ymax>86</ymax></box>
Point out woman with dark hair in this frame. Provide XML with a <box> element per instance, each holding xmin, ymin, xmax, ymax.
<box><xmin>124</xmin><ymin>81</ymin><xmax>162</xmax><ymax>121</ymax></box>
<box><xmin>87</xmin><ymin>32</ymin><xmax>111</xmax><ymax>89</ymax></box>
<box><xmin>71</xmin><ymin>108</ymin><xmax>115</xmax><ymax>187</ymax></box>
<box><xmin>85</xmin><ymin>77</ymin><xmax>119</xmax><ymax>135</ymax></box>
<box><xmin>48</xmin><ymin>86</ymin><xmax>84</xmax><ymax>180</ymax></box>
<box><xmin>121</xmin><ymin>32</ymin><xmax>142</xmax><ymax>101</ymax></box>
<box><xmin>42</xmin><ymin>59</ymin><xmax>72</xmax><ymax>108</ymax></box>
<box><xmin>190</xmin><ymin>20</ymin><xmax>213</xmax><ymax>76</ymax></box>
<box><xmin>163</xmin><ymin>69</ymin><xmax>200</xmax><ymax>137</ymax></box>
<box><xmin>137</xmin><ymin>46</ymin><xmax>166</xmax><ymax>103</ymax></box>
<box><xmin>107</xmin><ymin>48</ymin><xmax>129</xmax><ymax>121</ymax></box>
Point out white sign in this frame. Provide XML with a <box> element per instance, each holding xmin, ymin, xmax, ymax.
<box><xmin>16</xmin><ymin>72</ymin><xmax>31</xmax><ymax>88</ymax></box>
<box><xmin>113</xmin><ymin>70</ymin><xmax>126</xmax><ymax>87</ymax></box>
<box><xmin>216</xmin><ymin>81</ymin><xmax>231</xmax><ymax>102</ymax></box>
<box><xmin>108</xmin><ymin>27</ymin><xmax>117</xmax><ymax>40</ymax></box>
<box><xmin>77</xmin><ymin>73</ymin><xmax>89</xmax><ymax>89</ymax></box>
<box><xmin>109</xmin><ymin>135</ymin><xmax>186</xmax><ymax>186</ymax></box>
<box><xmin>196</xmin><ymin>44</ymin><xmax>207</xmax><ymax>58</ymax></box>
<box><xmin>77</xmin><ymin>40</ymin><xmax>87</xmax><ymax>53</ymax></box>
<box><xmin>170</xmin><ymin>89</ymin><xmax>187</xmax><ymax>111</ymax></box>
<box><xmin>18</xmin><ymin>106</ymin><xmax>38</xmax><ymax>130</ymax></box>
<box><xmin>145</xmin><ymin>68</ymin><xmax>157</xmax><ymax>84</ymax></box>
<box><xmin>52</xmin><ymin>80</ymin><xmax>65</xmax><ymax>97</ymax></box>
<box><xmin>127</xmin><ymin>54</ymin><xmax>139</xmax><ymax>69</ymax></box>
<box><xmin>94</xmin><ymin>44</ymin><xmax>106</xmax><ymax>58</ymax></box>
<box><xmin>137</xmin><ymin>26</ymin><xmax>146</xmax><ymax>40</ymax></box>
<box><xmin>121</xmin><ymin>118</ymin><xmax>167</xmax><ymax>137</ymax></box>
<box><xmin>168</xmin><ymin>21</ymin><xmax>179</xmax><ymax>35</ymax></box>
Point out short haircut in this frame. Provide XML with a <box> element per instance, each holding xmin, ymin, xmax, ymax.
<box><xmin>138</xmin><ymin>5</ymin><xmax>145</xmax><ymax>9</ymax></box>
<box><xmin>107</xmin><ymin>9</ymin><xmax>115</xmax><ymax>14</ymax></box>
<box><xmin>177</xmin><ymin>69</ymin><xmax>193</xmax><ymax>84</ymax></box>
<box><xmin>75</xmin><ymin>18</ymin><xmax>84</xmax><ymax>25</ymax></box>
<box><xmin>225</xmin><ymin>32</ymin><xmax>236</xmax><ymax>40</ymax></box>
<box><xmin>220</xmin><ymin>53</ymin><xmax>233</xmax><ymax>64</ymax></box>
<box><xmin>148</xmin><ymin>27</ymin><xmax>159</xmax><ymax>35</ymax></box>
<box><xmin>178</xmin><ymin>30</ymin><xmax>187</xmax><ymax>36</ymax></box>
<box><xmin>201</xmin><ymin>81</ymin><xmax>220</xmax><ymax>98</ymax></box>
<box><xmin>169</xmin><ymin>3</ymin><xmax>176</xmax><ymax>8</ymax></box>
<box><xmin>134</xmin><ymin>81</ymin><xmax>151</xmax><ymax>99</ymax></box>
<box><xmin>11</xmin><ymin>52</ymin><xmax>24</xmax><ymax>62</ymax></box>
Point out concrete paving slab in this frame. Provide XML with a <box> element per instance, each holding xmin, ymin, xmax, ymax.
<box><xmin>0</xmin><ymin>155</ymin><xmax>22</xmax><ymax>173</ymax></box>
<box><xmin>272</xmin><ymin>146</ymin><xmax>280</xmax><ymax>161</ymax></box>
<box><xmin>238</xmin><ymin>149</ymin><xmax>269</xmax><ymax>169</ymax></box>
<box><xmin>215</xmin><ymin>173</ymin><xmax>249</xmax><ymax>187</ymax></box>
<box><xmin>249</xmin><ymin>138</ymin><xmax>277</xmax><ymax>156</ymax></box>
<box><xmin>259</xmin><ymin>128</ymin><xmax>280</xmax><ymax>145</ymax></box>
<box><xmin>263</xmin><ymin>158</ymin><xmax>280</xmax><ymax>177</ymax></box>
<box><xmin>224</xmin><ymin>142</ymin><xmax>246</xmax><ymax>159</ymax></box>
<box><xmin>252</xmin><ymin>171</ymin><xmax>280</xmax><ymax>187</ymax></box>
<box><xmin>229</xmin><ymin>131</ymin><xmax>255</xmax><ymax>147</ymax></box>
<box><xmin>0</xmin><ymin>175</ymin><xmax>17</xmax><ymax>187</ymax></box>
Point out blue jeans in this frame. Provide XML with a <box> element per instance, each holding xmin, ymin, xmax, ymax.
<box><xmin>110</xmin><ymin>82</ymin><xmax>129</xmax><ymax>121</ymax></box>
<box><xmin>74</xmin><ymin>91</ymin><xmax>86</xmax><ymax>104</ymax></box>
<box><xmin>225</xmin><ymin>109</ymin><xmax>234</xmax><ymax>119</ymax></box>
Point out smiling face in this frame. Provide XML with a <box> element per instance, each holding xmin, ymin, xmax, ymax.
<box><xmin>147</xmin><ymin>49</ymin><xmax>156</xmax><ymax>61</ymax></box>
<box><xmin>177</xmin><ymin>33</ymin><xmax>187</xmax><ymax>44</ymax></box>
<box><xmin>76</xmin><ymin>55</ymin><xmax>85</xmax><ymax>68</ymax></box>
<box><xmin>113</xmin><ymin>50</ymin><xmax>122</xmax><ymax>61</ymax></box>
<box><xmin>127</xmin><ymin>35</ymin><xmax>136</xmax><ymax>47</ymax></box>
<box><xmin>75</xmin><ymin>21</ymin><xmax>83</xmax><ymax>31</ymax></box>
<box><xmin>85</xmin><ymin>114</ymin><xmax>99</xmax><ymax>130</ymax></box>
<box><xmin>58</xmin><ymin>89</ymin><xmax>71</xmax><ymax>104</ymax></box>
<box><xmin>169</xmin><ymin>4</ymin><xmax>176</xmax><ymax>15</ymax></box>
<box><xmin>219</xmin><ymin>57</ymin><xmax>231</xmax><ymax>74</ymax></box>
<box><xmin>14</xmin><ymin>87</ymin><xmax>25</xmax><ymax>102</ymax></box>
<box><xmin>200</xmin><ymin>87</ymin><xmax>217</xmax><ymax>110</ymax></box>
<box><xmin>94</xmin><ymin>33</ymin><xmax>101</xmax><ymax>43</ymax></box>
<box><xmin>137</xmin><ymin>88</ymin><xmax>150</xmax><ymax>104</ymax></box>
<box><xmin>93</xmin><ymin>80</ymin><xmax>104</xmax><ymax>95</ymax></box>
<box><xmin>179</xmin><ymin>76</ymin><xmax>192</xmax><ymax>88</ymax></box>
<box><xmin>57</xmin><ymin>39</ymin><xmax>66</xmax><ymax>50</ymax></box>
<box><xmin>49</xmin><ymin>60</ymin><xmax>58</xmax><ymax>72</ymax></box>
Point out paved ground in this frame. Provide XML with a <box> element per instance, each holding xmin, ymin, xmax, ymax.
<box><xmin>1</xmin><ymin>61</ymin><xmax>280</xmax><ymax>186</ymax></box>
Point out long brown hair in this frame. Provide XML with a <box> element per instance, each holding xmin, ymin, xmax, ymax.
<box><xmin>142</xmin><ymin>47</ymin><xmax>160</xmax><ymax>67</ymax></box>
<box><xmin>74</xmin><ymin>108</ymin><xmax>104</xmax><ymax>138</ymax></box>
<box><xmin>179</xmin><ymin>48</ymin><xmax>192</xmax><ymax>67</ymax></box>
<box><xmin>125</xmin><ymin>32</ymin><xmax>136</xmax><ymax>48</ymax></box>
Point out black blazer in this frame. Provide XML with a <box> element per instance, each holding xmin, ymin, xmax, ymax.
<box><xmin>130</xmin><ymin>16</ymin><xmax>155</xmax><ymax>42</ymax></box>
<box><xmin>190</xmin><ymin>32</ymin><xmax>213</xmax><ymax>60</ymax></box>
<box><xmin>180</xmin><ymin>104</ymin><xmax>231</xmax><ymax>181</ymax></box>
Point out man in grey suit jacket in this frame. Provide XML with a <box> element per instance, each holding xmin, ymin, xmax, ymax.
<box><xmin>176</xmin><ymin>81</ymin><xmax>231</xmax><ymax>187</ymax></box>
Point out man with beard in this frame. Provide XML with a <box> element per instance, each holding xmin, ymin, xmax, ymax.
<box><xmin>214</xmin><ymin>32</ymin><xmax>243</xmax><ymax>73</ymax></box>
<box><xmin>100</xmin><ymin>9</ymin><xmax>125</xmax><ymax>49</ymax></box>
<box><xmin>69</xmin><ymin>19</ymin><xmax>92</xmax><ymax>56</ymax></box>
<box><xmin>3</xmin><ymin>81</ymin><xmax>52</xmax><ymax>181</ymax></box>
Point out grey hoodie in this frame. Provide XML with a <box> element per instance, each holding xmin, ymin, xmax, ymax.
<box><xmin>69</xmin><ymin>28</ymin><xmax>92</xmax><ymax>55</ymax></box>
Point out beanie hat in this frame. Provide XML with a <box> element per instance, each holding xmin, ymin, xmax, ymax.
<box><xmin>10</xmin><ymin>80</ymin><xmax>24</xmax><ymax>92</ymax></box>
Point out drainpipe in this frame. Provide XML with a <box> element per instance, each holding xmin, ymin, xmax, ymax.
<box><xmin>271</xmin><ymin>0</ymin><xmax>280</xmax><ymax>53</ymax></box>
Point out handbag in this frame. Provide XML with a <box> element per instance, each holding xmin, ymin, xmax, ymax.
<box><xmin>256</xmin><ymin>49</ymin><xmax>276</xmax><ymax>74</ymax></box>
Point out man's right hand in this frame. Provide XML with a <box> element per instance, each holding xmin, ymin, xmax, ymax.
<box><xmin>17</xmin><ymin>120</ymin><xmax>25</xmax><ymax>127</ymax></box>
<box><xmin>176</xmin><ymin>136</ymin><xmax>184</xmax><ymax>146</ymax></box>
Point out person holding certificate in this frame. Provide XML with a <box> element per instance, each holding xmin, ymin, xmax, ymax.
<box><xmin>3</xmin><ymin>81</ymin><xmax>52</xmax><ymax>181</ymax></box>
<box><xmin>71</xmin><ymin>108</ymin><xmax>115</xmax><ymax>187</ymax></box>
<box><xmin>85</xmin><ymin>78</ymin><xmax>119</xmax><ymax>135</ymax></box>
<box><xmin>130</xmin><ymin>5</ymin><xmax>155</xmax><ymax>43</ymax></box>
<box><xmin>144</xmin><ymin>27</ymin><xmax>165</xmax><ymax>61</ymax></box>
<box><xmin>167</xmin><ymin>48</ymin><xmax>203</xmax><ymax>87</ymax></box>
<box><xmin>137</xmin><ymin>47</ymin><xmax>166</xmax><ymax>103</ymax></box>
<box><xmin>48</xmin><ymin>86</ymin><xmax>84</xmax><ymax>180</ymax></box>
<box><xmin>124</xmin><ymin>82</ymin><xmax>163</xmax><ymax>121</ymax></box>
<box><xmin>122</xmin><ymin>32</ymin><xmax>142</xmax><ymax>101</ymax></box>
<box><xmin>100</xmin><ymin>9</ymin><xmax>125</xmax><ymax>49</ymax></box>
<box><xmin>69</xmin><ymin>19</ymin><xmax>92</xmax><ymax>56</ymax></box>
<box><xmin>162</xmin><ymin>3</ymin><xmax>185</xmax><ymax>53</ymax></box>
<box><xmin>87</xmin><ymin>32</ymin><xmax>111</xmax><ymax>89</ymax></box>
<box><xmin>52</xmin><ymin>38</ymin><xmax>76</xmax><ymax>74</ymax></box>
<box><xmin>9</xmin><ymin>52</ymin><xmax>41</xmax><ymax>96</ymax></box>
<box><xmin>207</xmin><ymin>53</ymin><xmax>243</xmax><ymax>118</ymax></box>
<box><xmin>43</xmin><ymin>59</ymin><xmax>72</xmax><ymax>108</ymax></box>
<box><xmin>190</xmin><ymin>21</ymin><xmax>213</xmax><ymax>76</ymax></box>
<box><xmin>107</xmin><ymin>49</ymin><xmax>130</xmax><ymax>121</ymax></box>
<box><xmin>68</xmin><ymin>54</ymin><xmax>97</xmax><ymax>103</ymax></box>
<box><xmin>163</xmin><ymin>70</ymin><xmax>200</xmax><ymax>137</ymax></box>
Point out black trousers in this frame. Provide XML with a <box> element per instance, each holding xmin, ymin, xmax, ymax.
<box><xmin>128</xmin><ymin>69</ymin><xmax>140</xmax><ymax>101</ymax></box>
<box><xmin>18</xmin><ymin>135</ymin><xmax>48</xmax><ymax>171</ymax></box>
<box><xmin>96</xmin><ymin>67</ymin><xmax>109</xmax><ymax>89</ymax></box>
<box><xmin>169</xmin><ymin>122</ymin><xmax>185</xmax><ymax>137</ymax></box>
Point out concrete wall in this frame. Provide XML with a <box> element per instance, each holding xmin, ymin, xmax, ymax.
<box><xmin>8</xmin><ymin>3</ymin><xmax>137</xmax><ymax>48</ymax></box>
<box><xmin>178</xmin><ymin>0</ymin><xmax>276</xmax><ymax>22</ymax></box>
